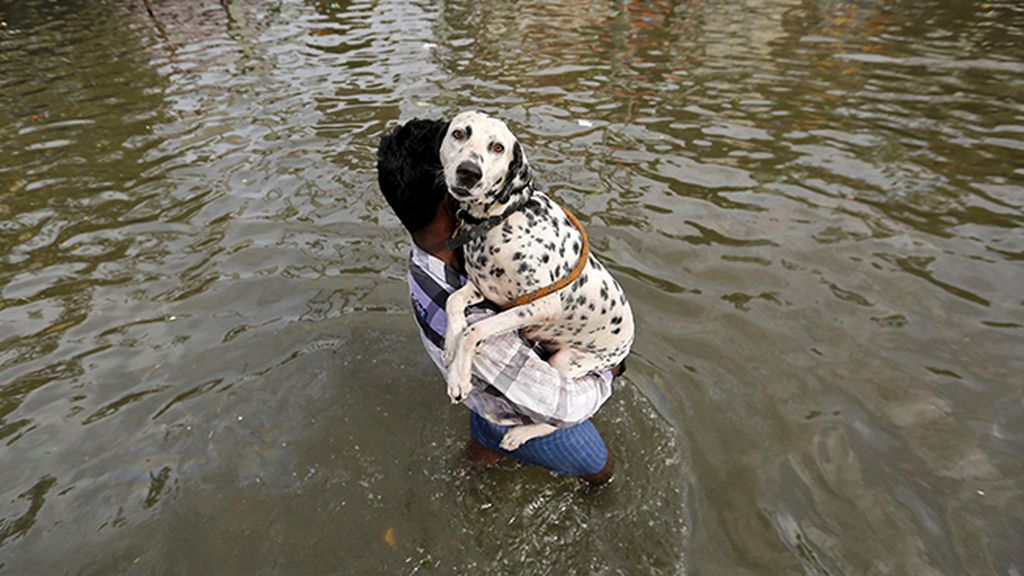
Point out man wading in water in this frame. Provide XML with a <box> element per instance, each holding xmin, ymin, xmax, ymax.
<box><xmin>376</xmin><ymin>118</ymin><xmax>623</xmax><ymax>486</ymax></box>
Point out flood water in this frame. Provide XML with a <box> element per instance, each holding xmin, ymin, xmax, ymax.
<box><xmin>1</xmin><ymin>0</ymin><xmax>1022</xmax><ymax>574</ymax></box>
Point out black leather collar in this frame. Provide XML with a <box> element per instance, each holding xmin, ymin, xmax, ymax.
<box><xmin>445</xmin><ymin>192</ymin><xmax>531</xmax><ymax>251</ymax></box>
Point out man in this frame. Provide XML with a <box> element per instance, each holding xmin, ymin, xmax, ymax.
<box><xmin>376</xmin><ymin>118</ymin><xmax>618</xmax><ymax>485</ymax></box>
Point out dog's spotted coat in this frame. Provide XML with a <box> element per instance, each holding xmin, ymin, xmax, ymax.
<box><xmin>461</xmin><ymin>194</ymin><xmax>633</xmax><ymax>367</ymax></box>
<box><xmin>439</xmin><ymin>111</ymin><xmax>634</xmax><ymax>448</ymax></box>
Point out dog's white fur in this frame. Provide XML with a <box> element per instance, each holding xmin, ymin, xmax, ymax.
<box><xmin>440</xmin><ymin>112</ymin><xmax>517</xmax><ymax>207</ymax></box>
<box><xmin>440</xmin><ymin>111</ymin><xmax>634</xmax><ymax>450</ymax></box>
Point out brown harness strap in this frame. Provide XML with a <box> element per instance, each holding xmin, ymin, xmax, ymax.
<box><xmin>507</xmin><ymin>204</ymin><xmax>589</xmax><ymax>309</ymax></box>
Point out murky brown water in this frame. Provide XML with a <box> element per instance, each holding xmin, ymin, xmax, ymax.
<box><xmin>1</xmin><ymin>0</ymin><xmax>1022</xmax><ymax>574</ymax></box>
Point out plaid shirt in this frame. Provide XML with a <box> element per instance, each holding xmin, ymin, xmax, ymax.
<box><xmin>408</xmin><ymin>243</ymin><xmax>613</xmax><ymax>427</ymax></box>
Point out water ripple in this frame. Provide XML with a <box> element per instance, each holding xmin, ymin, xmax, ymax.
<box><xmin>0</xmin><ymin>0</ymin><xmax>1022</xmax><ymax>575</ymax></box>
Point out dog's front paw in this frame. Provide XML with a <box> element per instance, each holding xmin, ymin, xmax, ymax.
<box><xmin>446</xmin><ymin>348</ymin><xmax>474</xmax><ymax>404</ymax></box>
<box><xmin>499</xmin><ymin>427</ymin><xmax>533</xmax><ymax>451</ymax></box>
<box><xmin>446</xmin><ymin>374</ymin><xmax>473</xmax><ymax>405</ymax></box>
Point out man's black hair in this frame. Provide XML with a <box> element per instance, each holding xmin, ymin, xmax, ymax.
<box><xmin>376</xmin><ymin>118</ymin><xmax>451</xmax><ymax>234</ymax></box>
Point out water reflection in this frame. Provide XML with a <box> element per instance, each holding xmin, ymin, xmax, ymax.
<box><xmin>0</xmin><ymin>0</ymin><xmax>1022</xmax><ymax>574</ymax></box>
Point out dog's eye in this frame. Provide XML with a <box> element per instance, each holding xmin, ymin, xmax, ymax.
<box><xmin>452</xmin><ymin>129</ymin><xmax>465</xmax><ymax>141</ymax></box>
<box><xmin>491</xmin><ymin>142</ymin><xmax>505</xmax><ymax>154</ymax></box>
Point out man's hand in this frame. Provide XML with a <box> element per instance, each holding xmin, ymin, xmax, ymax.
<box><xmin>611</xmin><ymin>358</ymin><xmax>627</xmax><ymax>378</ymax></box>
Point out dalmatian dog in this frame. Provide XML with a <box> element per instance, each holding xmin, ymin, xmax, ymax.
<box><xmin>440</xmin><ymin>111</ymin><xmax>634</xmax><ymax>450</ymax></box>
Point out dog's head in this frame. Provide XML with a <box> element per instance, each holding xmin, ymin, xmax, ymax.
<box><xmin>439</xmin><ymin>111</ymin><xmax>531</xmax><ymax>211</ymax></box>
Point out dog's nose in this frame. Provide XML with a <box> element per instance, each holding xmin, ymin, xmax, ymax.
<box><xmin>456</xmin><ymin>161</ymin><xmax>482</xmax><ymax>188</ymax></box>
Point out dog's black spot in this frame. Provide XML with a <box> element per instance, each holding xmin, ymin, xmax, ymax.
<box><xmin>611</xmin><ymin>316</ymin><xmax>622</xmax><ymax>325</ymax></box>
<box><xmin>443</xmin><ymin>118</ymin><xmax>632</xmax><ymax>378</ymax></box>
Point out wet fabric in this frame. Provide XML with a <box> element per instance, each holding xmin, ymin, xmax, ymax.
<box><xmin>407</xmin><ymin>243</ymin><xmax>611</xmax><ymax>476</ymax></box>
<box><xmin>408</xmin><ymin>244</ymin><xmax>613</xmax><ymax>426</ymax></box>
<box><xmin>469</xmin><ymin>412</ymin><xmax>608</xmax><ymax>477</ymax></box>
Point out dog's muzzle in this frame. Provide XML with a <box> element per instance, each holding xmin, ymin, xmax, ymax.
<box><xmin>456</xmin><ymin>161</ymin><xmax>482</xmax><ymax>189</ymax></box>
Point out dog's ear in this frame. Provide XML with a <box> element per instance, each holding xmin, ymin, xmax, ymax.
<box><xmin>494</xmin><ymin>142</ymin><xmax>531</xmax><ymax>205</ymax></box>
<box><xmin>509</xmin><ymin>142</ymin><xmax>531</xmax><ymax>187</ymax></box>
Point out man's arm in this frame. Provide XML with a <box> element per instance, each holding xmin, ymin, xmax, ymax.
<box><xmin>417</xmin><ymin>315</ymin><xmax>613</xmax><ymax>427</ymax></box>
<box><xmin>462</xmin><ymin>309</ymin><xmax>614</xmax><ymax>427</ymax></box>
<box><xmin>408</xmin><ymin>250</ymin><xmax>613</xmax><ymax>427</ymax></box>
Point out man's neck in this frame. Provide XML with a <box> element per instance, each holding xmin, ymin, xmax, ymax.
<box><xmin>412</xmin><ymin>197</ymin><xmax>463</xmax><ymax>271</ymax></box>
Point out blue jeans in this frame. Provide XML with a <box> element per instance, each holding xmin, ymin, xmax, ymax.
<box><xmin>469</xmin><ymin>412</ymin><xmax>608</xmax><ymax>477</ymax></box>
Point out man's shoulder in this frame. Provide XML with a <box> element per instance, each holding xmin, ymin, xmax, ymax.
<box><xmin>410</xmin><ymin>244</ymin><xmax>463</xmax><ymax>291</ymax></box>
